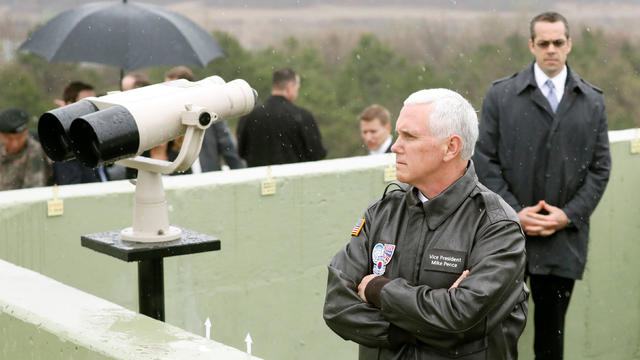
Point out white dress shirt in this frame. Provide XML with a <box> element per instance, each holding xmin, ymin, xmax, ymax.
<box><xmin>369</xmin><ymin>135</ymin><xmax>393</xmax><ymax>155</ymax></box>
<box><xmin>418</xmin><ymin>190</ymin><xmax>429</xmax><ymax>203</ymax></box>
<box><xmin>533</xmin><ymin>62</ymin><xmax>567</xmax><ymax>104</ymax></box>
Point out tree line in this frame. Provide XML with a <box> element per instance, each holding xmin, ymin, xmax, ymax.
<box><xmin>1</xmin><ymin>27</ymin><xmax>638</xmax><ymax>159</ymax></box>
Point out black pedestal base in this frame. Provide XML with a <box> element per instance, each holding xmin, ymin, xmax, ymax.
<box><xmin>81</xmin><ymin>227</ymin><xmax>220</xmax><ymax>321</ymax></box>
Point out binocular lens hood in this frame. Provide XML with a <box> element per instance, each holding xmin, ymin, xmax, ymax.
<box><xmin>38</xmin><ymin>100</ymin><xmax>98</xmax><ymax>162</ymax></box>
<box><xmin>69</xmin><ymin>105</ymin><xmax>140</xmax><ymax>168</ymax></box>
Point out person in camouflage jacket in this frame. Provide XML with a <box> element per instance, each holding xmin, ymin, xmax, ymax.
<box><xmin>0</xmin><ymin>108</ymin><xmax>52</xmax><ymax>191</ymax></box>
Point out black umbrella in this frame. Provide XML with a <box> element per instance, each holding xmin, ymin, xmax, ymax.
<box><xmin>19</xmin><ymin>0</ymin><xmax>224</xmax><ymax>80</ymax></box>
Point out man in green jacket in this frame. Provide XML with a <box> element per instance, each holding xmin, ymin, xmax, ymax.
<box><xmin>0</xmin><ymin>108</ymin><xmax>52</xmax><ymax>191</ymax></box>
<box><xmin>323</xmin><ymin>89</ymin><xmax>529</xmax><ymax>359</ymax></box>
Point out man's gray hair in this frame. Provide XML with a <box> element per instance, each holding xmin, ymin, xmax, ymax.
<box><xmin>404</xmin><ymin>89</ymin><xmax>478</xmax><ymax>161</ymax></box>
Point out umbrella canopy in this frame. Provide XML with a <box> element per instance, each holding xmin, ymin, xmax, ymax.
<box><xmin>18</xmin><ymin>0</ymin><xmax>224</xmax><ymax>71</ymax></box>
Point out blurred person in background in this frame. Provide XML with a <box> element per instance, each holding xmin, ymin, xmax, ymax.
<box><xmin>359</xmin><ymin>104</ymin><xmax>392</xmax><ymax>155</ymax></box>
<box><xmin>237</xmin><ymin>67</ymin><xmax>326</xmax><ymax>167</ymax></box>
<box><xmin>121</xmin><ymin>73</ymin><xmax>150</xmax><ymax>91</ymax></box>
<box><xmin>0</xmin><ymin>108</ymin><xmax>52</xmax><ymax>190</ymax></box>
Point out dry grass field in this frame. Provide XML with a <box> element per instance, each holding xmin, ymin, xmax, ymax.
<box><xmin>164</xmin><ymin>1</ymin><xmax>640</xmax><ymax>52</ymax></box>
<box><xmin>3</xmin><ymin>1</ymin><xmax>640</xmax><ymax>57</ymax></box>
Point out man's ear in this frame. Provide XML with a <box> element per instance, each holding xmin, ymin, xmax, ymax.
<box><xmin>528</xmin><ymin>38</ymin><xmax>535</xmax><ymax>55</ymax></box>
<box><xmin>443</xmin><ymin>135</ymin><xmax>463</xmax><ymax>162</ymax></box>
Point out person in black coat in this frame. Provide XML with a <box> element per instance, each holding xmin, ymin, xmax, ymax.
<box><xmin>198</xmin><ymin>119</ymin><xmax>246</xmax><ymax>171</ymax></box>
<box><xmin>237</xmin><ymin>68</ymin><xmax>326</xmax><ymax>167</ymax></box>
<box><xmin>473</xmin><ymin>11</ymin><xmax>611</xmax><ymax>360</ymax></box>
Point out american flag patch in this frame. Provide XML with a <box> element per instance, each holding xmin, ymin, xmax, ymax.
<box><xmin>351</xmin><ymin>218</ymin><xmax>365</xmax><ymax>236</ymax></box>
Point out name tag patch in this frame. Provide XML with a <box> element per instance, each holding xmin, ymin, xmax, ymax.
<box><xmin>423</xmin><ymin>249</ymin><xmax>466</xmax><ymax>274</ymax></box>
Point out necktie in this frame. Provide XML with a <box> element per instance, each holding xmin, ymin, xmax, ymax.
<box><xmin>545</xmin><ymin>79</ymin><xmax>559</xmax><ymax>113</ymax></box>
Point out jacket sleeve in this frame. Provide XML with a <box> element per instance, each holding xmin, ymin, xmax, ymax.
<box><xmin>561</xmin><ymin>100</ymin><xmax>611</xmax><ymax>229</ymax></box>
<box><xmin>212</xmin><ymin>120</ymin><xmax>246</xmax><ymax>169</ymax></box>
<box><xmin>25</xmin><ymin>141</ymin><xmax>53</xmax><ymax>188</ymax></box>
<box><xmin>54</xmin><ymin>160</ymin><xmax>90</xmax><ymax>185</ymax></box>
<box><xmin>370</xmin><ymin>220</ymin><xmax>526</xmax><ymax>347</ymax></box>
<box><xmin>323</xmin><ymin>212</ymin><xmax>414</xmax><ymax>349</ymax></box>
<box><xmin>473</xmin><ymin>88</ymin><xmax>522</xmax><ymax>212</ymax></box>
<box><xmin>299</xmin><ymin>109</ymin><xmax>327</xmax><ymax>161</ymax></box>
<box><xmin>236</xmin><ymin>115</ymin><xmax>249</xmax><ymax>161</ymax></box>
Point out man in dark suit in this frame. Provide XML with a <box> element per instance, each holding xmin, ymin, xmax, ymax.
<box><xmin>358</xmin><ymin>104</ymin><xmax>393</xmax><ymax>155</ymax></box>
<box><xmin>473</xmin><ymin>11</ymin><xmax>611</xmax><ymax>360</ymax></box>
<box><xmin>237</xmin><ymin>68</ymin><xmax>326</xmax><ymax>167</ymax></box>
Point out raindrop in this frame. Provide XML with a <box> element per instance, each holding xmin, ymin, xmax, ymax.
<box><xmin>356</xmin><ymin>54</ymin><xmax>361</xmax><ymax>60</ymax></box>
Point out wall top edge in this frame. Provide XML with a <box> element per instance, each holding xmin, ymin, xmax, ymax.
<box><xmin>0</xmin><ymin>153</ymin><xmax>394</xmax><ymax>205</ymax></box>
<box><xmin>0</xmin><ymin>259</ymin><xmax>262</xmax><ymax>360</ymax></box>
<box><xmin>608</xmin><ymin>128</ymin><xmax>640</xmax><ymax>143</ymax></box>
<box><xmin>0</xmin><ymin>125</ymin><xmax>635</xmax><ymax>206</ymax></box>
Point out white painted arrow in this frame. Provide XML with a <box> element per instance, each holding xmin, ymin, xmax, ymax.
<box><xmin>204</xmin><ymin>317</ymin><xmax>211</xmax><ymax>340</ymax></box>
<box><xmin>244</xmin><ymin>332</ymin><xmax>253</xmax><ymax>355</ymax></box>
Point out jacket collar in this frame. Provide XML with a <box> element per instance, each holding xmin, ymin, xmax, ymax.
<box><xmin>515</xmin><ymin>62</ymin><xmax>586</xmax><ymax>95</ymax></box>
<box><xmin>406</xmin><ymin>161</ymin><xmax>478</xmax><ymax>230</ymax></box>
<box><xmin>268</xmin><ymin>94</ymin><xmax>292</xmax><ymax>104</ymax></box>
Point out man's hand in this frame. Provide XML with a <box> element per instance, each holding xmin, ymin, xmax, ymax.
<box><xmin>449</xmin><ymin>270</ymin><xmax>469</xmax><ymax>290</ymax></box>
<box><xmin>518</xmin><ymin>200</ymin><xmax>569</xmax><ymax>236</ymax></box>
<box><xmin>358</xmin><ymin>274</ymin><xmax>379</xmax><ymax>302</ymax></box>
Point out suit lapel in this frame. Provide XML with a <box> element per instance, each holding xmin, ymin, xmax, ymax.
<box><xmin>518</xmin><ymin>63</ymin><xmax>555</xmax><ymax>123</ymax></box>
<box><xmin>531</xmin><ymin>88</ymin><xmax>555</xmax><ymax>121</ymax></box>
<box><xmin>550</xmin><ymin>69</ymin><xmax>581</xmax><ymax>136</ymax></box>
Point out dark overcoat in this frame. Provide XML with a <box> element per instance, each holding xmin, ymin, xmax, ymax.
<box><xmin>473</xmin><ymin>63</ymin><xmax>611</xmax><ymax>280</ymax></box>
<box><xmin>198</xmin><ymin>119</ymin><xmax>246</xmax><ymax>171</ymax></box>
<box><xmin>237</xmin><ymin>95</ymin><xmax>326</xmax><ymax>167</ymax></box>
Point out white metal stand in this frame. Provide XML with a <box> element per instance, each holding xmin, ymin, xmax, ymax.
<box><xmin>116</xmin><ymin>104</ymin><xmax>216</xmax><ymax>243</ymax></box>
